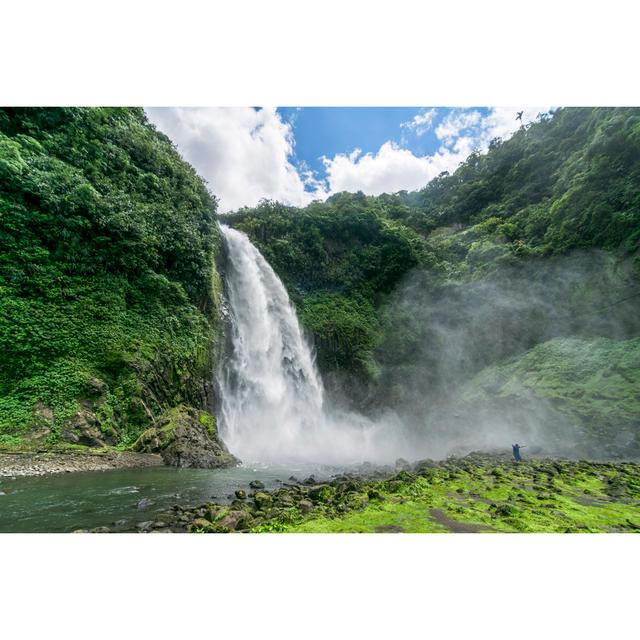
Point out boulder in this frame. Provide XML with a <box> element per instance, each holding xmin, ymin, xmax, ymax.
<box><xmin>254</xmin><ymin>492</ymin><xmax>273</xmax><ymax>510</ymax></box>
<box><xmin>134</xmin><ymin>405</ymin><xmax>238</xmax><ymax>469</ymax></box>
<box><xmin>218</xmin><ymin>510</ymin><xmax>253</xmax><ymax>531</ymax></box>
<box><xmin>235</xmin><ymin>489</ymin><xmax>247</xmax><ymax>500</ymax></box>
<box><xmin>298</xmin><ymin>499</ymin><xmax>313</xmax><ymax>514</ymax></box>
<box><xmin>190</xmin><ymin>518</ymin><xmax>214</xmax><ymax>532</ymax></box>
<box><xmin>249</xmin><ymin>480</ymin><xmax>265</xmax><ymax>489</ymax></box>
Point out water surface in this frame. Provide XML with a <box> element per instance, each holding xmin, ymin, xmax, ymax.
<box><xmin>0</xmin><ymin>462</ymin><xmax>333</xmax><ymax>533</ymax></box>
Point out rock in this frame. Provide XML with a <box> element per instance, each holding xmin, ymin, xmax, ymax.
<box><xmin>137</xmin><ymin>498</ymin><xmax>154</xmax><ymax>510</ymax></box>
<box><xmin>249</xmin><ymin>480</ymin><xmax>265</xmax><ymax>489</ymax></box>
<box><xmin>61</xmin><ymin>409</ymin><xmax>109</xmax><ymax>447</ymax></box>
<box><xmin>254</xmin><ymin>492</ymin><xmax>272</xmax><ymax>510</ymax></box>
<box><xmin>218</xmin><ymin>510</ymin><xmax>253</xmax><ymax>531</ymax></box>
<box><xmin>133</xmin><ymin>405</ymin><xmax>239</xmax><ymax>469</ymax></box>
<box><xmin>235</xmin><ymin>489</ymin><xmax>247</xmax><ymax>500</ymax></box>
<box><xmin>60</xmin><ymin>378</ymin><xmax>118</xmax><ymax>447</ymax></box>
<box><xmin>90</xmin><ymin>526</ymin><xmax>111</xmax><ymax>533</ymax></box>
<box><xmin>298</xmin><ymin>499</ymin><xmax>313</xmax><ymax>514</ymax></box>
<box><xmin>276</xmin><ymin>493</ymin><xmax>295</xmax><ymax>507</ymax></box>
<box><xmin>309</xmin><ymin>485</ymin><xmax>334</xmax><ymax>503</ymax></box>
<box><xmin>137</xmin><ymin>520</ymin><xmax>155</xmax><ymax>532</ymax></box>
<box><xmin>190</xmin><ymin>518</ymin><xmax>214</xmax><ymax>532</ymax></box>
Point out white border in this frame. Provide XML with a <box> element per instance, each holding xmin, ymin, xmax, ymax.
<box><xmin>1</xmin><ymin>1</ymin><xmax>639</xmax><ymax>638</ymax></box>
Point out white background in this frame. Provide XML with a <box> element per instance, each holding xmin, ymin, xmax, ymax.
<box><xmin>1</xmin><ymin>1</ymin><xmax>639</xmax><ymax>638</ymax></box>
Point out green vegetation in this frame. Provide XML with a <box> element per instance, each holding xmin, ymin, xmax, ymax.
<box><xmin>0</xmin><ymin>108</ymin><xmax>222</xmax><ymax>447</ymax></box>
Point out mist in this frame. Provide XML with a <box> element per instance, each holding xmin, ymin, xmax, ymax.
<box><xmin>371</xmin><ymin>249</ymin><xmax>640</xmax><ymax>459</ymax></box>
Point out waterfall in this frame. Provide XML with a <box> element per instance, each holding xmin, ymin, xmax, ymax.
<box><xmin>218</xmin><ymin>224</ymin><xmax>409</xmax><ymax>465</ymax></box>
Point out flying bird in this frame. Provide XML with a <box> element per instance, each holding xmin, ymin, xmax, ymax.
<box><xmin>516</xmin><ymin>111</ymin><xmax>524</xmax><ymax>122</ymax></box>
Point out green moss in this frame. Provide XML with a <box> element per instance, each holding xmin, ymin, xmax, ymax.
<box><xmin>197</xmin><ymin>410</ymin><xmax>216</xmax><ymax>435</ymax></box>
<box><xmin>270</xmin><ymin>458</ymin><xmax>640</xmax><ymax>533</ymax></box>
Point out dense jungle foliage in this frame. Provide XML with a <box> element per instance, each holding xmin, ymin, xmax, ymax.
<box><xmin>225</xmin><ymin>108</ymin><xmax>640</xmax><ymax>451</ymax></box>
<box><xmin>0</xmin><ymin>108</ymin><xmax>223</xmax><ymax>446</ymax></box>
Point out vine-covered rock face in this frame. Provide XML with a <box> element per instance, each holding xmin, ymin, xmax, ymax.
<box><xmin>134</xmin><ymin>405</ymin><xmax>238</xmax><ymax>469</ymax></box>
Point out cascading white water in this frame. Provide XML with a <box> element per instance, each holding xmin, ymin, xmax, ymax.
<box><xmin>218</xmin><ymin>224</ymin><xmax>410</xmax><ymax>465</ymax></box>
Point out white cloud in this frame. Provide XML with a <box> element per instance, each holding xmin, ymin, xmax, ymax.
<box><xmin>435</xmin><ymin>110</ymin><xmax>482</xmax><ymax>145</ymax></box>
<box><xmin>321</xmin><ymin>140</ymin><xmax>472</xmax><ymax>196</ymax></box>
<box><xmin>322</xmin><ymin>107</ymin><xmax>551</xmax><ymax>197</ymax></box>
<box><xmin>401</xmin><ymin>107</ymin><xmax>437</xmax><ymax>136</ymax></box>
<box><xmin>145</xmin><ymin>107</ymin><xmax>325</xmax><ymax>212</ymax></box>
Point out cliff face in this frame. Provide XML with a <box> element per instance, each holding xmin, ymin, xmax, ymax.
<box><xmin>0</xmin><ymin>107</ymin><xmax>225</xmax><ymax>448</ymax></box>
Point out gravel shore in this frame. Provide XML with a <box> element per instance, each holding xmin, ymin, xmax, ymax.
<box><xmin>0</xmin><ymin>450</ymin><xmax>163</xmax><ymax>477</ymax></box>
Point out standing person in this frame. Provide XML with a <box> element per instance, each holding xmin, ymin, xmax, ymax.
<box><xmin>512</xmin><ymin>443</ymin><xmax>526</xmax><ymax>462</ymax></box>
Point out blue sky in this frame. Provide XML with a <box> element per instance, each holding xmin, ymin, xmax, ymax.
<box><xmin>278</xmin><ymin>106</ymin><xmax>493</xmax><ymax>188</ymax></box>
<box><xmin>146</xmin><ymin>106</ymin><xmax>549</xmax><ymax>212</ymax></box>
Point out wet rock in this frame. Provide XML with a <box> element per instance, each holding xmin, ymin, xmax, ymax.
<box><xmin>249</xmin><ymin>480</ymin><xmax>265</xmax><ymax>489</ymax></box>
<box><xmin>137</xmin><ymin>520</ymin><xmax>155</xmax><ymax>532</ymax></box>
<box><xmin>90</xmin><ymin>526</ymin><xmax>111</xmax><ymax>533</ymax></box>
<box><xmin>134</xmin><ymin>405</ymin><xmax>238</xmax><ymax>469</ymax></box>
<box><xmin>235</xmin><ymin>489</ymin><xmax>247</xmax><ymax>500</ymax></box>
<box><xmin>137</xmin><ymin>498</ymin><xmax>154</xmax><ymax>510</ymax></box>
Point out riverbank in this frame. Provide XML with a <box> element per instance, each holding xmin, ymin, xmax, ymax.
<box><xmin>115</xmin><ymin>453</ymin><xmax>640</xmax><ymax>533</ymax></box>
<box><xmin>0</xmin><ymin>448</ymin><xmax>162</xmax><ymax>477</ymax></box>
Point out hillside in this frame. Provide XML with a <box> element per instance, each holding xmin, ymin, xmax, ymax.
<box><xmin>0</xmin><ymin>108</ymin><xmax>224</xmax><ymax>449</ymax></box>
<box><xmin>225</xmin><ymin>107</ymin><xmax>640</xmax><ymax>455</ymax></box>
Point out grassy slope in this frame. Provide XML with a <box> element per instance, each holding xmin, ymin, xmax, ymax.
<box><xmin>0</xmin><ymin>108</ymin><xmax>223</xmax><ymax>447</ymax></box>
<box><xmin>462</xmin><ymin>337</ymin><xmax>640</xmax><ymax>437</ymax></box>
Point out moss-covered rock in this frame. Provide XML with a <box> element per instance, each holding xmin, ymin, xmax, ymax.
<box><xmin>134</xmin><ymin>405</ymin><xmax>238</xmax><ymax>469</ymax></box>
